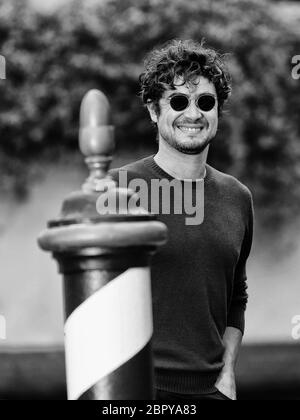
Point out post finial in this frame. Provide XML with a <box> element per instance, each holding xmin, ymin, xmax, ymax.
<box><xmin>79</xmin><ymin>89</ymin><xmax>115</xmax><ymax>192</ymax></box>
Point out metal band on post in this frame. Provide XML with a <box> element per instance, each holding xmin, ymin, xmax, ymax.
<box><xmin>38</xmin><ymin>90</ymin><xmax>167</xmax><ymax>400</ymax></box>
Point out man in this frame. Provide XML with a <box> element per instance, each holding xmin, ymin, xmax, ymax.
<box><xmin>110</xmin><ymin>39</ymin><xmax>253</xmax><ymax>401</ymax></box>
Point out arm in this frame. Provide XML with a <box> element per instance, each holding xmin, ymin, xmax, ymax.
<box><xmin>215</xmin><ymin>327</ymin><xmax>242</xmax><ymax>400</ymax></box>
<box><xmin>216</xmin><ymin>193</ymin><xmax>254</xmax><ymax>400</ymax></box>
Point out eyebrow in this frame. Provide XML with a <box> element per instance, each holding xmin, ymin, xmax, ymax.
<box><xmin>165</xmin><ymin>92</ymin><xmax>217</xmax><ymax>99</ymax></box>
<box><xmin>167</xmin><ymin>93</ymin><xmax>182</xmax><ymax>99</ymax></box>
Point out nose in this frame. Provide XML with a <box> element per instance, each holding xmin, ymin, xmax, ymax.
<box><xmin>184</xmin><ymin>99</ymin><xmax>202</xmax><ymax>120</ymax></box>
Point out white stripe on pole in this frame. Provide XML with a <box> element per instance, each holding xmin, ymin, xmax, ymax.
<box><xmin>64</xmin><ymin>267</ymin><xmax>153</xmax><ymax>401</ymax></box>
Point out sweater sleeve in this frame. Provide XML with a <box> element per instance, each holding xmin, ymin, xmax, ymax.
<box><xmin>227</xmin><ymin>193</ymin><xmax>254</xmax><ymax>334</ymax></box>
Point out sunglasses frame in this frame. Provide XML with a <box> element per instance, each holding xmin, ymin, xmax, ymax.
<box><xmin>168</xmin><ymin>93</ymin><xmax>217</xmax><ymax>113</ymax></box>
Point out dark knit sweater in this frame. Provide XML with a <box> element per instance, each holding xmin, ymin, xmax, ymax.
<box><xmin>109</xmin><ymin>155</ymin><xmax>253</xmax><ymax>395</ymax></box>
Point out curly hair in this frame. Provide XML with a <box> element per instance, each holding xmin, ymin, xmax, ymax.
<box><xmin>139</xmin><ymin>39</ymin><xmax>231</xmax><ymax>116</ymax></box>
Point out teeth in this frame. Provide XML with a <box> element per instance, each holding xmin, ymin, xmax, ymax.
<box><xmin>178</xmin><ymin>126</ymin><xmax>203</xmax><ymax>133</ymax></box>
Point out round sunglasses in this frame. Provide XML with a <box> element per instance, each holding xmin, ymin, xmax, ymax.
<box><xmin>169</xmin><ymin>93</ymin><xmax>216</xmax><ymax>112</ymax></box>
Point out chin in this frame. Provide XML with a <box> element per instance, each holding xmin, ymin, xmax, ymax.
<box><xmin>174</xmin><ymin>139</ymin><xmax>212</xmax><ymax>155</ymax></box>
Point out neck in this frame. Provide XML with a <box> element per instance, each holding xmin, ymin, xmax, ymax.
<box><xmin>154</xmin><ymin>138</ymin><xmax>209</xmax><ymax>180</ymax></box>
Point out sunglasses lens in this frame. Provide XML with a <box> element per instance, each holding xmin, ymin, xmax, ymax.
<box><xmin>197</xmin><ymin>95</ymin><xmax>216</xmax><ymax>112</ymax></box>
<box><xmin>170</xmin><ymin>95</ymin><xmax>189</xmax><ymax>111</ymax></box>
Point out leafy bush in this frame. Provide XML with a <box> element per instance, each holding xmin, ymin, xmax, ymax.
<box><xmin>0</xmin><ymin>0</ymin><xmax>299</xmax><ymax>227</ymax></box>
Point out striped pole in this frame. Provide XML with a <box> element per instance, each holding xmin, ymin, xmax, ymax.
<box><xmin>38</xmin><ymin>90</ymin><xmax>167</xmax><ymax>400</ymax></box>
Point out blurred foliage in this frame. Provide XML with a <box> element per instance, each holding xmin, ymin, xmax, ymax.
<box><xmin>0</xmin><ymin>0</ymin><xmax>300</xmax><ymax>227</ymax></box>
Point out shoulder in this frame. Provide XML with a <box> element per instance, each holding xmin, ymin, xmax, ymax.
<box><xmin>109</xmin><ymin>156</ymin><xmax>152</xmax><ymax>182</ymax></box>
<box><xmin>207</xmin><ymin>164</ymin><xmax>253</xmax><ymax>209</ymax></box>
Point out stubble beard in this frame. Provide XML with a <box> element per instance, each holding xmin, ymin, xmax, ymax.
<box><xmin>160</xmin><ymin>131</ymin><xmax>215</xmax><ymax>155</ymax></box>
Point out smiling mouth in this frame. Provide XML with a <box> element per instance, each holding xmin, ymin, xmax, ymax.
<box><xmin>177</xmin><ymin>125</ymin><xmax>205</xmax><ymax>134</ymax></box>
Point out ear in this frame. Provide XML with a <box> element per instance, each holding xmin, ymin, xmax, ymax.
<box><xmin>146</xmin><ymin>101</ymin><xmax>158</xmax><ymax>124</ymax></box>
